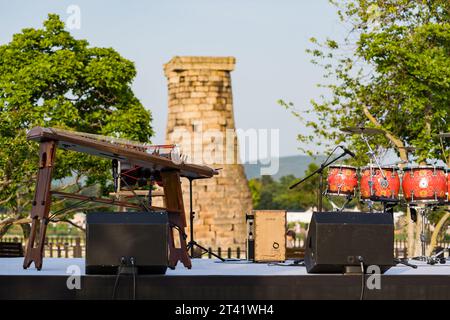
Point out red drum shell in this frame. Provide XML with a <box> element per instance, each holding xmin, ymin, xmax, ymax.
<box><xmin>360</xmin><ymin>166</ymin><xmax>400</xmax><ymax>200</ymax></box>
<box><xmin>447</xmin><ymin>169</ymin><xmax>450</xmax><ymax>202</ymax></box>
<box><xmin>326</xmin><ymin>165</ymin><xmax>358</xmax><ymax>196</ymax></box>
<box><xmin>402</xmin><ymin>166</ymin><xmax>447</xmax><ymax>203</ymax></box>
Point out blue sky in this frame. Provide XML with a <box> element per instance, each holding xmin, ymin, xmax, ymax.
<box><xmin>0</xmin><ymin>0</ymin><xmax>343</xmax><ymax>159</ymax></box>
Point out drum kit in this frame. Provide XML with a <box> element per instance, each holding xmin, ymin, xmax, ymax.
<box><xmin>322</xmin><ymin>127</ymin><xmax>450</xmax><ymax>264</ymax></box>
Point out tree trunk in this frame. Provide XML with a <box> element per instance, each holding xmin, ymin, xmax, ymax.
<box><xmin>21</xmin><ymin>223</ymin><xmax>31</xmax><ymax>240</ymax></box>
<box><xmin>20</xmin><ymin>222</ymin><xmax>31</xmax><ymax>250</ymax></box>
<box><xmin>428</xmin><ymin>210</ymin><xmax>450</xmax><ymax>256</ymax></box>
<box><xmin>414</xmin><ymin>212</ymin><xmax>424</xmax><ymax>257</ymax></box>
<box><xmin>406</xmin><ymin>207</ymin><xmax>415</xmax><ymax>257</ymax></box>
<box><xmin>0</xmin><ymin>223</ymin><xmax>12</xmax><ymax>239</ymax></box>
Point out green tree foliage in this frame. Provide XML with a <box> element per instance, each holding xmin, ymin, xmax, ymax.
<box><xmin>249</xmin><ymin>164</ymin><xmax>332</xmax><ymax>211</ymax></box>
<box><xmin>280</xmin><ymin>0</ymin><xmax>450</xmax><ymax>166</ymax></box>
<box><xmin>0</xmin><ymin>14</ymin><xmax>153</xmax><ymax>235</ymax></box>
<box><xmin>280</xmin><ymin>0</ymin><xmax>450</xmax><ymax>253</ymax></box>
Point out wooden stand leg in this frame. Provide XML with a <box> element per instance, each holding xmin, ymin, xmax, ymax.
<box><xmin>23</xmin><ymin>141</ymin><xmax>56</xmax><ymax>270</ymax></box>
<box><xmin>161</xmin><ymin>171</ymin><xmax>191</xmax><ymax>269</ymax></box>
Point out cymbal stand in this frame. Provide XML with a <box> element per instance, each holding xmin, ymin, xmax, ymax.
<box><xmin>361</xmin><ymin>133</ymin><xmax>387</xmax><ymax>213</ymax></box>
<box><xmin>361</xmin><ymin>133</ymin><xmax>387</xmax><ymax>179</ymax></box>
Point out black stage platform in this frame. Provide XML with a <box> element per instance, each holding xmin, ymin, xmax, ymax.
<box><xmin>1</xmin><ymin>258</ymin><xmax>449</xmax><ymax>300</ymax></box>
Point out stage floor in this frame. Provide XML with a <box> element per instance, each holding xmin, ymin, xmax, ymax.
<box><xmin>1</xmin><ymin>258</ymin><xmax>450</xmax><ymax>299</ymax></box>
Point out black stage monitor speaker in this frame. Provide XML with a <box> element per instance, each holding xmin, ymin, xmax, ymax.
<box><xmin>86</xmin><ymin>211</ymin><xmax>169</xmax><ymax>275</ymax></box>
<box><xmin>304</xmin><ymin>212</ymin><xmax>394</xmax><ymax>274</ymax></box>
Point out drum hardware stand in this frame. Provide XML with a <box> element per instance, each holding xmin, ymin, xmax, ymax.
<box><xmin>361</xmin><ymin>133</ymin><xmax>387</xmax><ymax>181</ymax></box>
<box><xmin>394</xmin><ymin>258</ymin><xmax>418</xmax><ymax>269</ymax></box>
<box><xmin>361</xmin><ymin>133</ymin><xmax>390</xmax><ymax>213</ymax></box>
<box><xmin>289</xmin><ymin>148</ymin><xmax>349</xmax><ymax>212</ymax></box>
<box><xmin>410</xmin><ymin>205</ymin><xmax>450</xmax><ymax>265</ymax></box>
<box><xmin>416</xmin><ymin>207</ymin><xmax>428</xmax><ymax>262</ymax></box>
<box><xmin>328</xmin><ymin>194</ymin><xmax>353</xmax><ymax>212</ymax></box>
<box><xmin>185</xmin><ymin>177</ymin><xmax>224</xmax><ymax>261</ymax></box>
<box><xmin>426</xmin><ymin>247</ymin><xmax>448</xmax><ymax>265</ymax></box>
<box><xmin>381</xmin><ymin>199</ymin><xmax>398</xmax><ymax>216</ymax></box>
<box><xmin>410</xmin><ymin>206</ymin><xmax>439</xmax><ymax>264</ymax></box>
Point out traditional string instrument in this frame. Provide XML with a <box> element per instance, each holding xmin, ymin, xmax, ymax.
<box><xmin>23</xmin><ymin>127</ymin><xmax>218</xmax><ymax>270</ymax></box>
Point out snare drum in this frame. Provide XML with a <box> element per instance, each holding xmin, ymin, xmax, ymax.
<box><xmin>360</xmin><ymin>166</ymin><xmax>400</xmax><ymax>201</ymax></box>
<box><xmin>402</xmin><ymin>166</ymin><xmax>447</xmax><ymax>203</ymax></box>
<box><xmin>326</xmin><ymin>165</ymin><xmax>358</xmax><ymax>196</ymax></box>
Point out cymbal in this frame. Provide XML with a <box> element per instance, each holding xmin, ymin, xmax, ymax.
<box><xmin>437</xmin><ymin>132</ymin><xmax>450</xmax><ymax>138</ymax></box>
<box><xmin>340</xmin><ymin>127</ymin><xmax>384</xmax><ymax>135</ymax></box>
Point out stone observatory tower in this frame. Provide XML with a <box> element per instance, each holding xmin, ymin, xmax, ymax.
<box><xmin>164</xmin><ymin>56</ymin><xmax>252</xmax><ymax>250</ymax></box>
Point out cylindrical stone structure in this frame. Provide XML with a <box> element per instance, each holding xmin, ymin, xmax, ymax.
<box><xmin>164</xmin><ymin>56</ymin><xmax>252</xmax><ymax>249</ymax></box>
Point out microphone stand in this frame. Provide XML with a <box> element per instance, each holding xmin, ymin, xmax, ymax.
<box><xmin>289</xmin><ymin>151</ymin><xmax>349</xmax><ymax>212</ymax></box>
<box><xmin>186</xmin><ymin>177</ymin><xmax>224</xmax><ymax>261</ymax></box>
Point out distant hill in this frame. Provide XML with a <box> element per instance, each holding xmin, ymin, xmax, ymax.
<box><xmin>243</xmin><ymin>154</ymin><xmax>327</xmax><ymax>180</ymax></box>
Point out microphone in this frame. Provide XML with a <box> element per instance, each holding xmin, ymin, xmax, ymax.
<box><xmin>340</xmin><ymin>146</ymin><xmax>356</xmax><ymax>158</ymax></box>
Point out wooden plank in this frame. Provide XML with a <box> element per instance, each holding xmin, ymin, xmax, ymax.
<box><xmin>161</xmin><ymin>171</ymin><xmax>191</xmax><ymax>269</ymax></box>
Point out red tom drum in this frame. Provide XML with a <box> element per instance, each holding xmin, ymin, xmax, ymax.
<box><xmin>326</xmin><ymin>165</ymin><xmax>358</xmax><ymax>196</ymax></box>
<box><xmin>402</xmin><ymin>166</ymin><xmax>447</xmax><ymax>203</ymax></box>
<box><xmin>447</xmin><ymin>169</ymin><xmax>450</xmax><ymax>202</ymax></box>
<box><xmin>360</xmin><ymin>166</ymin><xmax>400</xmax><ymax>201</ymax></box>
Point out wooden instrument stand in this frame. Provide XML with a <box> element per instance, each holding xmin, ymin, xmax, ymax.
<box><xmin>23</xmin><ymin>127</ymin><xmax>217</xmax><ymax>270</ymax></box>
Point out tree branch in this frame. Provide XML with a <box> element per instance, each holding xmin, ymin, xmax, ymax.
<box><xmin>0</xmin><ymin>194</ymin><xmax>14</xmax><ymax>206</ymax></box>
<box><xmin>362</xmin><ymin>105</ymin><xmax>409</xmax><ymax>161</ymax></box>
<box><xmin>52</xmin><ymin>218</ymin><xmax>86</xmax><ymax>232</ymax></box>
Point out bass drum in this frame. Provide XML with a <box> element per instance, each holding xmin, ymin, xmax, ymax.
<box><xmin>326</xmin><ymin>165</ymin><xmax>358</xmax><ymax>196</ymax></box>
<box><xmin>360</xmin><ymin>166</ymin><xmax>400</xmax><ymax>201</ymax></box>
<box><xmin>402</xmin><ymin>166</ymin><xmax>447</xmax><ymax>203</ymax></box>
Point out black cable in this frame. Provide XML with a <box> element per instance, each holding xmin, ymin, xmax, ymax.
<box><xmin>268</xmin><ymin>259</ymin><xmax>305</xmax><ymax>267</ymax></box>
<box><xmin>119</xmin><ymin>176</ymin><xmax>151</xmax><ymax>211</ymax></box>
<box><xmin>48</xmin><ymin>198</ymin><xmax>91</xmax><ymax>221</ymax></box>
<box><xmin>213</xmin><ymin>259</ymin><xmax>253</xmax><ymax>264</ymax></box>
<box><xmin>112</xmin><ymin>264</ymin><xmax>123</xmax><ymax>299</ymax></box>
<box><xmin>358</xmin><ymin>256</ymin><xmax>365</xmax><ymax>301</ymax></box>
<box><xmin>133</xmin><ymin>269</ymin><xmax>136</xmax><ymax>300</ymax></box>
<box><xmin>170</xmin><ymin>222</ymin><xmax>188</xmax><ymax>240</ymax></box>
<box><xmin>130</xmin><ymin>257</ymin><xmax>136</xmax><ymax>300</ymax></box>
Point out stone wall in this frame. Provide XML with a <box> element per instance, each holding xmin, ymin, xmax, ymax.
<box><xmin>164</xmin><ymin>56</ymin><xmax>252</xmax><ymax>248</ymax></box>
